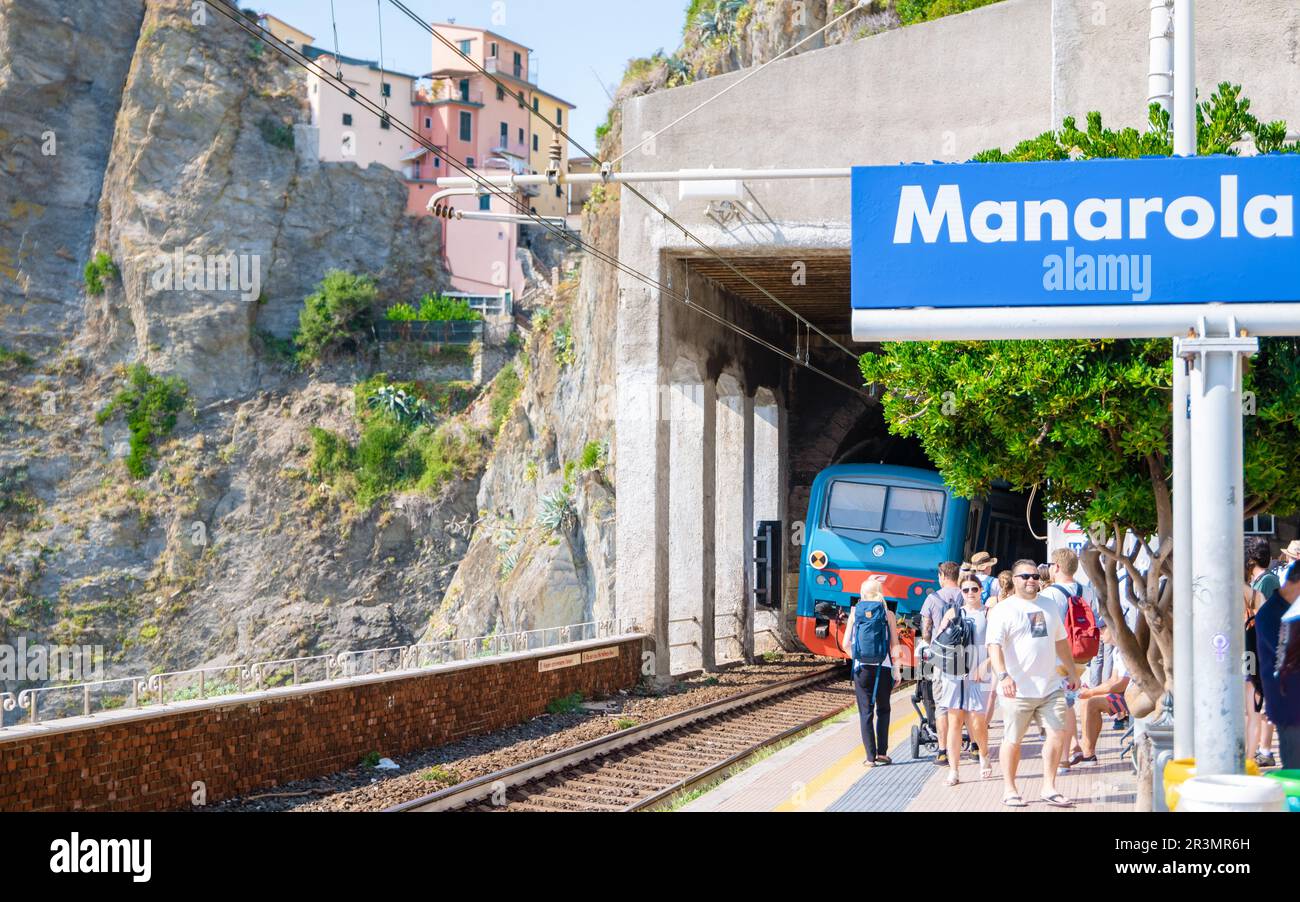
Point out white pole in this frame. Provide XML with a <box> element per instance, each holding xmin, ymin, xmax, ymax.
<box><xmin>1172</xmin><ymin>340</ymin><xmax>1194</xmax><ymax>759</ymax></box>
<box><xmin>1170</xmin><ymin>0</ymin><xmax>1195</xmax><ymax>760</ymax></box>
<box><xmin>1173</xmin><ymin>0</ymin><xmax>1196</xmax><ymax>156</ymax></box>
<box><xmin>1186</xmin><ymin>321</ymin><xmax>1256</xmax><ymax>777</ymax></box>
<box><xmin>1148</xmin><ymin>1</ymin><xmax>1174</xmax><ymax>113</ymax></box>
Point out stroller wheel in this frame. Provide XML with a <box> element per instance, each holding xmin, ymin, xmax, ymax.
<box><xmin>910</xmin><ymin>725</ymin><xmax>921</xmax><ymax>761</ymax></box>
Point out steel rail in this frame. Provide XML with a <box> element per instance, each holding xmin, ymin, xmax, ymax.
<box><xmin>386</xmin><ymin>663</ymin><xmax>848</xmax><ymax>812</ymax></box>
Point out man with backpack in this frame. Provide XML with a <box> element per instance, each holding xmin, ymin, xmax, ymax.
<box><xmin>1257</xmin><ymin>561</ymin><xmax>1300</xmax><ymax>769</ymax></box>
<box><xmin>848</xmin><ymin>577</ymin><xmax>904</xmax><ymax>767</ymax></box>
<box><xmin>921</xmin><ymin>562</ymin><xmax>965</xmax><ymax>766</ymax></box>
<box><xmin>1039</xmin><ymin>548</ymin><xmax>1105</xmax><ymax>775</ymax></box>
<box><xmin>987</xmin><ymin>560</ymin><xmax>1082</xmax><ymax>808</ymax></box>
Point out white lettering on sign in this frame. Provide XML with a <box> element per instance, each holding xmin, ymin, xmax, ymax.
<box><xmin>581</xmin><ymin>647</ymin><xmax>619</xmax><ymax>664</ymax></box>
<box><xmin>538</xmin><ymin>653</ymin><xmax>582</xmax><ymax>673</ymax></box>
<box><xmin>893</xmin><ymin>175</ymin><xmax>1294</xmax><ymax>245</ymax></box>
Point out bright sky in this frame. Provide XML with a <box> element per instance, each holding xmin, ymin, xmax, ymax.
<box><xmin>253</xmin><ymin>0</ymin><xmax>687</xmax><ymax>152</ymax></box>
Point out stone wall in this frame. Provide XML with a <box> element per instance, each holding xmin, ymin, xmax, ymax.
<box><xmin>0</xmin><ymin>636</ymin><xmax>643</xmax><ymax>812</ymax></box>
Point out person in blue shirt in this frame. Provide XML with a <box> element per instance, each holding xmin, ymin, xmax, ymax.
<box><xmin>1256</xmin><ymin>561</ymin><xmax>1300</xmax><ymax>769</ymax></box>
<box><xmin>969</xmin><ymin>551</ymin><xmax>999</xmax><ymax>604</ymax></box>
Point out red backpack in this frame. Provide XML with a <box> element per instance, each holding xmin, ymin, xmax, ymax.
<box><xmin>1053</xmin><ymin>584</ymin><xmax>1101</xmax><ymax>664</ymax></box>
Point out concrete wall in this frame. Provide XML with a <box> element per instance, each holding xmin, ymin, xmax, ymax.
<box><xmin>613</xmin><ymin>0</ymin><xmax>1300</xmax><ymax>676</ymax></box>
<box><xmin>0</xmin><ymin>636</ymin><xmax>643</xmax><ymax>812</ymax></box>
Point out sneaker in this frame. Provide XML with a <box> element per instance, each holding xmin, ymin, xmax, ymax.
<box><xmin>1112</xmin><ymin>717</ymin><xmax>1129</xmax><ymax>731</ymax></box>
<box><xmin>1056</xmin><ymin>765</ymin><xmax>1071</xmax><ymax>777</ymax></box>
<box><xmin>1255</xmin><ymin>750</ymin><xmax>1277</xmax><ymax>768</ymax></box>
<box><xmin>935</xmin><ymin>752</ymin><xmax>949</xmax><ymax>766</ymax></box>
<box><xmin>1074</xmin><ymin>755</ymin><xmax>1098</xmax><ymax>767</ymax></box>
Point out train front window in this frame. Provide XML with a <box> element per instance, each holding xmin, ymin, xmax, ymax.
<box><xmin>824</xmin><ymin>481</ymin><xmax>946</xmax><ymax>539</ymax></box>
<box><xmin>882</xmin><ymin>487</ymin><xmax>945</xmax><ymax>538</ymax></box>
<box><xmin>826</xmin><ymin>482</ymin><xmax>886</xmax><ymax>532</ymax></box>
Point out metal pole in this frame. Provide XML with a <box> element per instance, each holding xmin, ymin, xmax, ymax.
<box><xmin>1172</xmin><ymin>341</ymin><xmax>1194</xmax><ymax>759</ymax></box>
<box><xmin>1185</xmin><ymin>321</ymin><xmax>1257</xmax><ymax>776</ymax></box>
<box><xmin>1170</xmin><ymin>0</ymin><xmax>1196</xmax><ymax>760</ymax></box>
<box><xmin>1148</xmin><ymin>1</ymin><xmax>1174</xmax><ymax>113</ymax></box>
<box><xmin>1173</xmin><ymin>0</ymin><xmax>1196</xmax><ymax>157</ymax></box>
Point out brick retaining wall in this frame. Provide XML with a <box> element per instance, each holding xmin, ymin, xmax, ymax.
<box><xmin>0</xmin><ymin>635</ymin><xmax>644</xmax><ymax>812</ymax></box>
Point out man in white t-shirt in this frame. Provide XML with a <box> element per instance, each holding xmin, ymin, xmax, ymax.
<box><xmin>1039</xmin><ymin>548</ymin><xmax>1106</xmax><ymax>774</ymax></box>
<box><xmin>987</xmin><ymin>559</ymin><xmax>1081</xmax><ymax>808</ymax></box>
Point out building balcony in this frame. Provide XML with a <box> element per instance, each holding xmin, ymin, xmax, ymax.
<box><xmin>485</xmin><ymin>57</ymin><xmax>536</xmax><ymax>85</ymax></box>
<box><xmin>412</xmin><ymin>81</ymin><xmax>484</xmax><ymax>106</ymax></box>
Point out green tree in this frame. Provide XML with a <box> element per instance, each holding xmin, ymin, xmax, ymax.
<box><xmin>295</xmin><ymin>271</ymin><xmax>377</xmax><ymax>364</ymax></box>
<box><xmin>860</xmin><ymin>84</ymin><xmax>1300</xmax><ymax>711</ymax></box>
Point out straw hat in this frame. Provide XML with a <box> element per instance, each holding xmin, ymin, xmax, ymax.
<box><xmin>969</xmin><ymin>551</ymin><xmax>998</xmax><ymax>569</ymax></box>
<box><xmin>1283</xmin><ymin>540</ymin><xmax>1300</xmax><ymax>560</ymax></box>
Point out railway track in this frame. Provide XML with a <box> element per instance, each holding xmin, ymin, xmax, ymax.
<box><xmin>387</xmin><ymin>664</ymin><xmax>854</xmax><ymax>812</ymax></box>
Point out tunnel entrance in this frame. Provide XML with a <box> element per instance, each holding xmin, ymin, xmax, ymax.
<box><xmin>665</xmin><ymin>249</ymin><xmax>1045</xmax><ymax>662</ymax></box>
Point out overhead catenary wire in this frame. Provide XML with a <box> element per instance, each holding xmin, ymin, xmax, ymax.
<box><xmin>202</xmin><ymin>1</ymin><xmax>872</xmax><ymax>400</ymax></box>
<box><xmin>382</xmin><ymin>0</ymin><xmax>862</xmax><ymax>365</ymax></box>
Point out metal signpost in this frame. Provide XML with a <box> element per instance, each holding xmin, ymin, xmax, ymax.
<box><xmin>850</xmin><ymin>2</ymin><xmax>1300</xmax><ymax>781</ymax></box>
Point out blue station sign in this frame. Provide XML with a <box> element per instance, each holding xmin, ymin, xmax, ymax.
<box><xmin>851</xmin><ymin>155</ymin><xmax>1300</xmax><ymax>310</ymax></box>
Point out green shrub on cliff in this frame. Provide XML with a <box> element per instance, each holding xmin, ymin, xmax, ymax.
<box><xmin>96</xmin><ymin>364</ymin><xmax>190</xmax><ymax>479</ymax></box>
<box><xmin>295</xmin><ymin>271</ymin><xmax>376</xmax><ymax>365</ymax></box>
<box><xmin>384</xmin><ymin>294</ymin><xmax>482</xmax><ymax>322</ymax></box>
<box><xmin>83</xmin><ymin>252</ymin><xmax>119</xmax><ymax>296</ymax></box>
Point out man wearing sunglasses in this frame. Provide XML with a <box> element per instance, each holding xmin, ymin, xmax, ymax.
<box><xmin>987</xmin><ymin>560</ymin><xmax>1081</xmax><ymax>808</ymax></box>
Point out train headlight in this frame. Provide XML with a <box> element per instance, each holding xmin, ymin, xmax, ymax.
<box><xmin>828</xmin><ymin>575</ymin><xmax>838</xmax><ymax>587</ymax></box>
<box><xmin>872</xmin><ymin>544</ymin><xmax>886</xmax><ymax>558</ymax></box>
<box><xmin>816</xmin><ymin>575</ymin><xmax>826</xmax><ymax>586</ymax></box>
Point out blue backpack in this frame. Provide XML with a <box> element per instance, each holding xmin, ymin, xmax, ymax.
<box><xmin>851</xmin><ymin>601</ymin><xmax>890</xmax><ymax>666</ymax></box>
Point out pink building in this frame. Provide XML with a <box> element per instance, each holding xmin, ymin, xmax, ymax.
<box><xmin>403</xmin><ymin>24</ymin><xmax>574</xmax><ymax>308</ymax></box>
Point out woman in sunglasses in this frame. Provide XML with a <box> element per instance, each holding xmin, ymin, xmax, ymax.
<box><xmin>935</xmin><ymin>574</ymin><xmax>993</xmax><ymax>785</ymax></box>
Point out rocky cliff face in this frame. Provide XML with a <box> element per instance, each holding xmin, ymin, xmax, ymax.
<box><xmin>421</xmin><ymin>204</ymin><xmax>621</xmax><ymax>642</ymax></box>
<box><xmin>1</xmin><ymin>0</ymin><xmax>903</xmax><ymax>695</ymax></box>
<box><xmin>0</xmin><ymin>0</ymin><xmax>480</xmax><ymax>690</ymax></box>
<box><xmin>88</xmin><ymin>2</ymin><xmax>443</xmax><ymax>403</ymax></box>
<box><xmin>0</xmin><ymin>0</ymin><xmax>146</xmax><ymax>352</ymax></box>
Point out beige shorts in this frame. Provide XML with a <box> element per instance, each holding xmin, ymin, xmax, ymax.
<box><xmin>1001</xmin><ymin>690</ymin><xmax>1068</xmax><ymax>744</ymax></box>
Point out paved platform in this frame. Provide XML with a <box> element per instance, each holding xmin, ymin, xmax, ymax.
<box><xmin>684</xmin><ymin>682</ymin><xmax>1139</xmax><ymax>812</ymax></box>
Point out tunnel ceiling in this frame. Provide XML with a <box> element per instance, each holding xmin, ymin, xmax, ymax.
<box><xmin>684</xmin><ymin>253</ymin><xmax>853</xmax><ymax>340</ymax></box>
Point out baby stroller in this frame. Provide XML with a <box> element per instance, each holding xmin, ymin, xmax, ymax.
<box><xmin>909</xmin><ymin>639</ymin><xmax>976</xmax><ymax>761</ymax></box>
<box><xmin>910</xmin><ymin>640</ymin><xmax>942</xmax><ymax>760</ymax></box>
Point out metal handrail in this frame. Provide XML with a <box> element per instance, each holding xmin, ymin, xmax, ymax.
<box><xmin>0</xmin><ymin>619</ymin><xmax>630</xmax><ymax>731</ymax></box>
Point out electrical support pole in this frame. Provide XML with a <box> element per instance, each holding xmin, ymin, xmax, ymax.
<box><xmin>1164</xmin><ymin>0</ymin><xmax>1194</xmax><ymax>761</ymax></box>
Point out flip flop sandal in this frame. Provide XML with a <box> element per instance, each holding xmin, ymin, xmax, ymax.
<box><xmin>946</xmin><ymin>773</ymin><xmax>960</xmax><ymax>786</ymax></box>
<box><xmin>1040</xmin><ymin>792</ymin><xmax>1074</xmax><ymax>808</ymax></box>
<box><xmin>980</xmin><ymin>764</ymin><xmax>994</xmax><ymax>780</ymax></box>
<box><xmin>875</xmin><ymin>755</ymin><xmax>893</xmax><ymax>766</ymax></box>
<box><xmin>1002</xmin><ymin>792</ymin><xmax>1027</xmax><ymax>808</ymax></box>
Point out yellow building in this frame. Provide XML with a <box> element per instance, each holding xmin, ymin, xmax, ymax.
<box><xmin>527</xmin><ymin>86</ymin><xmax>577</xmax><ymax>219</ymax></box>
<box><xmin>256</xmin><ymin>13</ymin><xmax>314</xmax><ymax>51</ymax></box>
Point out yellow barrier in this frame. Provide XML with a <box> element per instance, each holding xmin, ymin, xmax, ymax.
<box><xmin>1163</xmin><ymin>758</ymin><xmax>1260</xmax><ymax>811</ymax></box>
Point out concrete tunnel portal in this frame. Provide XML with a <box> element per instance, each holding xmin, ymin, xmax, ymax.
<box><xmin>615</xmin><ymin>248</ymin><xmax>1043</xmax><ymax>677</ymax></box>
